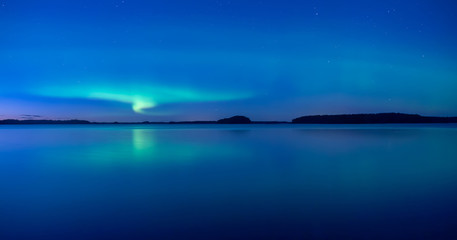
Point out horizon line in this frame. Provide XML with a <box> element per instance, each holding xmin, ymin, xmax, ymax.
<box><xmin>2</xmin><ymin>112</ymin><xmax>457</xmax><ymax>124</ymax></box>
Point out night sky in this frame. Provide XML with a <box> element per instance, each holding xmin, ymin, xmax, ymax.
<box><xmin>1</xmin><ymin>0</ymin><xmax>457</xmax><ymax>121</ymax></box>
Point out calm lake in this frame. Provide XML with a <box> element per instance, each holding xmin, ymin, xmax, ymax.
<box><xmin>1</xmin><ymin>124</ymin><xmax>457</xmax><ymax>239</ymax></box>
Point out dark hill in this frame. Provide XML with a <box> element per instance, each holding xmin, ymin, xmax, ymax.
<box><xmin>292</xmin><ymin>113</ymin><xmax>457</xmax><ymax>124</ymax></box>
<box><xmin>0</xmin><ymin>119</ymin><xmax>91</xmax><ymax>124</ymax></box>
<box><xmin>217</xmin><ymin>116</ymin><xmax>252</xmax><ymax>124</ymax></box>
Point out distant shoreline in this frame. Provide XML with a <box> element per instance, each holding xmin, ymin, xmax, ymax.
<box><xmin>1</xmin><ymin>113</ymin><xmax>457</xmax><ymax>125</ymax></box>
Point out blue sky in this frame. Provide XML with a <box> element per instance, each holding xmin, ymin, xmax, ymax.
<box><xmin>1</xmin><ymin>0</ymin><xmax>457</xmax><ymax>121</ymax></box>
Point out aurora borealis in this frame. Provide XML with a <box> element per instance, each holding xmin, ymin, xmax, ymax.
<box><xmin>1</xmin><ymin>0</ymin><xmax>457</xmax><ymax>121</ymax></box>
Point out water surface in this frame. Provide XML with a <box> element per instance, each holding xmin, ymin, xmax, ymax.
<box><xmin>1</xmin><ymin>124</ymin><xmax>457</xmax><ymax>239</ymax></box>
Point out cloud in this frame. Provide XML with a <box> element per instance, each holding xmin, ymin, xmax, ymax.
<box><xmin>20</xmin><ymin>114</ymin><xmax>43</xmax><ymax>119</ymax></box>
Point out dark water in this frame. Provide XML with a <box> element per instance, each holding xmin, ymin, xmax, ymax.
<box><xmin>1</xmin><ymin>124</ymin><xmax>457</xmax><ymax>240</ymax></box>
